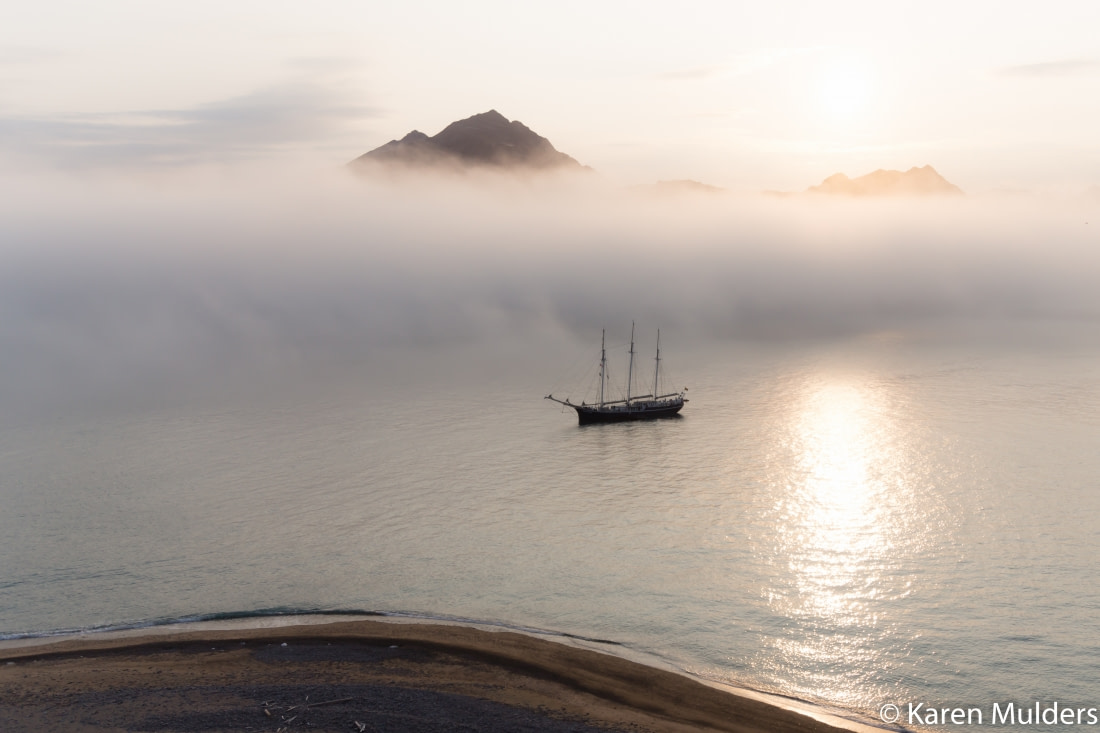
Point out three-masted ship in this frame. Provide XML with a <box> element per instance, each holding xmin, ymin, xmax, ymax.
<box><xmin>546</xmin><ymin>324</ymin><xmax>687</xmax><ymax>424</ymax></box>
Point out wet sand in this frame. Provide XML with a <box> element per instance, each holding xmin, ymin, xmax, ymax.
<box><xmin>0</xmin><ymin>619</ymin><xmax>877</xmax><ymax>732</ymax></box>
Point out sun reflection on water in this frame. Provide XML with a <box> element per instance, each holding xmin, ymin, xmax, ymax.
<box><xmin>753</xmin><ymin>371</ymin><xmax>927</xmax><ymax>710</ymax></box>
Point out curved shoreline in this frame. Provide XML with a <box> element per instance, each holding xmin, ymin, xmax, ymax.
<box><xmin>1</xmin><ymin>616</ymin><xmax>888</xmax><ymax>733</ymax></box>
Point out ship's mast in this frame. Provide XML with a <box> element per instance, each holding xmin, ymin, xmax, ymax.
<box><xmin>598</xmin><ymin>329</ymin><xmax>606</xmax><ymax>407</ymax></box>
<box><xmin>626</xmin><ymin>321</ymin><xmax>635</xmax><ymax>404</ymax></box>
<box><xmin>653</xmin><ymin>329</ymin><xmax>661</xmax><ymax>398</ymax></box>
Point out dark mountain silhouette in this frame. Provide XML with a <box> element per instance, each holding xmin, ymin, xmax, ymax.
<box><xmin>350</xmin><ymin>110</ymin><xmax>584</xmax><ymax>172</ymax></box>
<box><xmin>808</xmin><ymin>165</ymin><xmax>963</xmax><ymax>196</ymax></box>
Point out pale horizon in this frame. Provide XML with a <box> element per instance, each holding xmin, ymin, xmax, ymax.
<box><xmin>3</xmin><ymin>1</ymin><xmax>1099</xmax><ymax>194</ymax></box>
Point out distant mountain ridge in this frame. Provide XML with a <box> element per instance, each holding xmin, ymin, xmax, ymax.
<box><xmin>808</xmin><ymin>165</ymin><xmax>963</xmax><ymax>196</ymax></box>
<box><xmin>350</xmin><ymin>114</ymin><xmax>964</xmax><ymax>194</ymax></box>
<box><xmin>350</xmin><ymin>110</ymin><xmax>584</xmax><ymax>172</ymax></box>
<box><xmin>634</xmin><ymin>179</ymin><xmax>726</xmax><ymax>195</ymax></box>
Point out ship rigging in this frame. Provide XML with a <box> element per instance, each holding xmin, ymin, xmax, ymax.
<box><xmin>545</xmin><ymin>323</ymin><xmax>687</xmax><ymax>424</ymax></box>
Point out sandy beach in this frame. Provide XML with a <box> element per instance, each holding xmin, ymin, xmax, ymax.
<box><xmin>0</xmin><ymin>618</ymin><xmax>877</xmax><ymax>733</ymax></box>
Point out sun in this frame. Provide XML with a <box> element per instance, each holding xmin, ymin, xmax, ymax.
<box><xmin>817</xmin><ymin>56</ymin><xmax>872</xmax><ymax>124</ymax></box>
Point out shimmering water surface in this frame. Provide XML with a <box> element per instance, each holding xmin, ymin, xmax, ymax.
<box><xmin>2</xmin><ymin>336</ymin><xmax>1099</xmax><ymax>730</ymax></box>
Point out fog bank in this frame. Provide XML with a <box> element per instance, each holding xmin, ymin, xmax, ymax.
<box><xmin>2</xmin><ymin>169</ymin><xmax>1098</xmax><ymax>414</ymax></box>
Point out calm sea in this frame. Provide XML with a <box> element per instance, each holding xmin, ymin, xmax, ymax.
<box><xmin>2</xmin><ymin>334</ymin><xmax>1098</xmax><ymax>731</ymax></box>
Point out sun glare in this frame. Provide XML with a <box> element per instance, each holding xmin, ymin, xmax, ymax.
<box><xmin>818</xmin><ymin>57</ymin><xmax>872</xmax><ymax>124</ymax></box>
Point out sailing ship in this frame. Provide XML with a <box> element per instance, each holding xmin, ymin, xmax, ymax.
<box><xmin>546</xmin><ymin>324</ymin><xmax>687</xmax><ymax>424</ymax></box>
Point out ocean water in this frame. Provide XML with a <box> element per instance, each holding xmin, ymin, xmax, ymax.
<box><xmin>2</xmin><ymin>334</ymin><xmax>1099</xmax><ymax>731</ymax></box>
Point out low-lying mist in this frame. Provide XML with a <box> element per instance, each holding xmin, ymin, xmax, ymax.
<box><xmin>2</xmin><ymin>167</ymin><xmax>1098</xmax><ymax>416</ymax></box>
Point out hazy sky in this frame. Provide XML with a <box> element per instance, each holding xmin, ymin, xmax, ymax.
<box><xmin>3</xmin><ymin>1</ymin><xmax>1099</xmax><ymax>191</ymax></box>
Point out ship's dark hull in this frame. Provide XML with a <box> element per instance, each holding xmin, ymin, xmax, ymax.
<box><xmin>574</xmin><ymin>402</ymin><xmax>684</xmax><ymax>424</ymax></box>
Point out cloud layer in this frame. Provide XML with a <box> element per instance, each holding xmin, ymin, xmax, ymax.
<box><xmin>997</xmin><ymin>58</ymin><xmax>1100</xmax><ymax>77</ymax></box>
<box><xmin>0</xmin><ymin>75</ymin><xmax>375</xmax><ymax>168</ymax></box>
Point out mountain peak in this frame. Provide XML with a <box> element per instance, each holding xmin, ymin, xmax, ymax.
<box><xmin>808</xmin><ymin>165</ymin><xmax>963</xmax><ymax>196</ymax></box>
<box><xmin>471</xmin><ymin>109</ymin><xmax>507</xmax><ymax>122</ymax></box>
<box><xmin>351</xmin><ymin>111</ymin><xmax>584</xmax><ymax>172</ymax></box>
